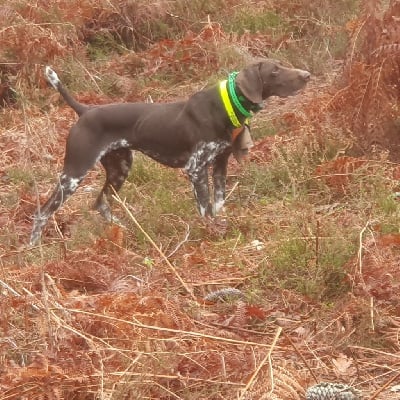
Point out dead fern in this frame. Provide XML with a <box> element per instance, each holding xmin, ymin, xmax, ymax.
<box><xmin>338</xmin><ymin>0</ymin><xmax>400</xmax><ymax>157</ymax></box>
<box><xmin>271</xmin><ymin>0</ymin><xmax>400</xmax><ymax>162</ymax></box>
<box><xmin>247</xmin><ymin>362</ymin><xmax>307</xmax><ymax>400</ymax></box>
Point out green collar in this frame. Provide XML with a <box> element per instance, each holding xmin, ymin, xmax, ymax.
<box><xmin>227</xmin><ymin>72</ymin><xmax>252</xmax><ymax>118</ymax></box>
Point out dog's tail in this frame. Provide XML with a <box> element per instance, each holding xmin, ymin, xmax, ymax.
<box><xmin>45</xmin><ymin>66</ymin><xmax>89</xmax><ymax>116</ymax></box>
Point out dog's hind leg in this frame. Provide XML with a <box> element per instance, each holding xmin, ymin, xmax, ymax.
<box><xmin>30</xmin><ymin>126</ymin><xmax>101</xmax><ymax>245</ymax></box>
<box><xmin>94</xmin><ymin>148</ymin><xmax>133</xmax><ymax>221</ymax></box>
<box><xmin>30</xmin><ymin>173</ymin><xmax>83</xmax><ymax>245</ymax></box>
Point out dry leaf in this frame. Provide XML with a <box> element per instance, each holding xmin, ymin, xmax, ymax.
<box><xmin>332</xmin><ymin>353</ymin><xmax>356</xmax><ymax>377</ymax></box>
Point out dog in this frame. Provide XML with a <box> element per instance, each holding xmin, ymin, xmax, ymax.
<box><xmin>30</xmin><ymin>60</ymin><xmax>310</xmax><ymax>245</ymax></box>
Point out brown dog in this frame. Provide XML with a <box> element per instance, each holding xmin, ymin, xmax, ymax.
<box><xmin>30</xmin><ymin>60</ymin><xmax>310</xmax><ymax>245</ymax></box>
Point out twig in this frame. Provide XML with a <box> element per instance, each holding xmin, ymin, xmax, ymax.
<box><xmin>370</xmin><ymin>296</ymin><xmax>375</xmax><ymax>332</ymax></box>
<box><xmin>21</xmin><ymin>287</ymin><xmax>132</xmax><ymax>361</ymax></box>
<box><xmin>191</xmin><ymin>277</ymin><xmax>247</xmax><ymax>286</ymax></box>
<box><xmin>238</xmin><ymin>327</ymin><xmax>282</xmax><ymax>399</ymax></box>
<box><xmin>0</xmin><ymin>21</ymin><xmax>74</xmax><ymax>35</ymax></box>
<box><xmin>0</xmin><ymin>279</ymin><xmax>40</xmax><ymax>311</ymax></box>
<box><xmin>76</xmin><ymin>59</ymin><xmax>102</xmax><ymax>92</ymax></box>
<box><xmin>231</xmin><ymin>232</ymin><xmax>242</xmax><ymax>255</ymax></box>
<box><xmin>368</xmin><ymin>370</ymin><xmax>400</xmax><ymax>400</ymax></box>
<box><xmin>154</xmin><ymin>381</ymin><xmax>182</xmax><ymax>399</ymax></box>
<box><xmin>66</xmin><ymin>308</ymin><xmax>274</xmax><ymax>348</ymax></box>
<box><xmin>106</xmin><ymin>371</ymin><xmax>245</xmax><ymax>386</ymax></box>
<box><xmin>358</xmin><ymin>220</ymin><xmax>371</xmax><ymax>275</ymax></box>
<box><xmin>283</xmin><ymin>330</ymin><xmax>319</xmax><ymax>383</ymax></box>
<box><xmin>355</xmin><ymin>219</ymin><xmax>378</xmax><ymax>295</ymax></box>
<box><xmin>225</xmin><ymin>181</ymin><xmax>239</xmax><ymax>201</ymax></box>
<box><xmin>348</xmin><ymin>17</ymin><xmax>367</xmax><ymax>74</ymax></box>
<box><xmin>166</xmin><ymin>216</ymin><xmax>190</xmax><ymax>258</ymax></box>
<box><xmin>349</xmin><ymin>345</ymin><xmax>400</xmax><ymax>360</ymax></box>
<box><xmin>0</xmin><ymin>278</ymin><xmax>21</xmax><ymax>297</ymax></box>
<box><xmin>112</xmin><ymin>193</ymin><xmax>196</xmax><ymax>301</ymax></box>
<box><xmin>315</xmin><ymin>219</ymin><xmax>320</xmax><ymax>270</ymax></box>
<box><xmin>356</xmin><ymin>367</ymin><xmax>400</xmax><ymax>387</ymax></box>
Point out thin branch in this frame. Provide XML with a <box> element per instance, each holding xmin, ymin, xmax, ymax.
<box><xmin>238</xmin><ymin>327</ymin><xmax>282</xmax><ymax>399</ymax></box>
<box><xmin>113</xmin><ymin>192</ymin><xmax>196</xmax><ymax>301</ymax></box>
<box><xmin>368</xmin><ymin>371</ymin><xmax>400</xmax><ymax>400</ymax></box>
<box><xmin>66</xmin><ymin>307</ymin><xmax>275</xmax><ymax>348</ymax></box>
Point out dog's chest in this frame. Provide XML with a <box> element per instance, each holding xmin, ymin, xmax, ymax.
<box><xmin>184</xmin><ymin>140</ymin><xmax>230</xmax><ymax>178</ymax></box>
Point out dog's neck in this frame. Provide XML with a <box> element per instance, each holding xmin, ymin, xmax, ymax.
<box><xmin>228</xmin><ymin>71</ymin><xmax>263</xmax><ymax>114</ymax></box>
<box><xmin>219</xmin><ymin>72</ymin><xmax>262</xmax><ymax>129</ymax></box>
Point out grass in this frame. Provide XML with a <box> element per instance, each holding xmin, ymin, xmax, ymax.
<box><xmin>5</xmin><ymin>167</ymin><xmax>34</xmax><ymax>187</ymax></box>
<box><xmin>232</xmin><ymin>125</ymin><xmax>400</xmax><ymax>301</ymax></box>
<box><xmin>225</xmin><ymin>8</ymin><xmax>286</xmax><ymax>35</ymax></box>
<box><xmin>86</xmin><ymin>32</ymin><xmax>126</xmax><ymax>61</ymax></box>
<box><xmin>122</xmin><ymin>155</ymin><xmax>199</xmax><ymax>247</ymax></box>
<box><xmin>3</xmin><ymin>1</ymin><xmax>400</xmax><ymax>399</ymax></box>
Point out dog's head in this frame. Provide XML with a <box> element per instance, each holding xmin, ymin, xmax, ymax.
<box><xmin>235</xmin><ymin>59</ymin><xmax>310</xmax><ymax>104</ymax></box>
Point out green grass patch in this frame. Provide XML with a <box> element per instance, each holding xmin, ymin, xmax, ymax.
<box><xmin>86</xmin><ymin>32</ymin><xmax>126</xmax><ymax>61</ymax></box>
<box><xmin>5</xmin><ymin>167</ymin><xmax>34</xmax><ymax>187</ymax></box>
<box><xmin>121</xmin><ymin>155</ymin><xmax>198</xmax><ymax>248</ymax></box>
<box><xmin>225</xmin><ymin>9</ymin><xmax>286</xmax><ymax>35</ymax></box>
<box><xmin>255</xmin><ymin>215</ymin><xmax>355</xmax><ymax>301</ymax></box>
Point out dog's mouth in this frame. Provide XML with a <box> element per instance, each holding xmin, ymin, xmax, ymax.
<box><xmin>278</xmin><ymin>81</ymin><xmax>309</xmax><ymax>98</ymax></box>
<box><xmin>278</xmin><ymin>89</ymin><xmax>303</xmax><ymax>98</ymax></box>
<box><xmin>290</xmin><ymin>87</ymin><xmax>306</xmax><ymax>96</ymax></box>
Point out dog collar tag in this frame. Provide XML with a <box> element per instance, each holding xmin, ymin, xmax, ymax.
<box><xmin>232</xmin><ymin>125</ymin><xmax>254</xmax><ymax>163</ymax></box>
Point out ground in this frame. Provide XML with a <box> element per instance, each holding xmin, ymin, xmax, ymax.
<box><xmin>1</xmin><ymin>1</ymin><xmax>400</xmax><ymax>399</ymax></box>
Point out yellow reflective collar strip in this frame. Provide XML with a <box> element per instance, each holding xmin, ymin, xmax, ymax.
<box><xmin>219</xmin><ymin>80</ymin><xmax>242</xmax><ymax>128</ymax></box>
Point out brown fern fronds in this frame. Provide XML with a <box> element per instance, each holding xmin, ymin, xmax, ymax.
<box><xmin>332</xmin><ymin>0</ymin><xmax>400</xmax><ymax>160</ymax></box>
<box><xmin>373</xmin><ymin>43</ymin><xmax>400</xmax><ymax>57</ymax></box>
<box><xmin>248</xmin><ymin>363</ymin><xmax>306</xmax><ymax>400</ymax></box>
<box><xmin>164</xmin><ymin>299</ymin><xmax>187</xmax><ymax>329</ymax></box>
<box><xmin>0</xmin><ymin>5</ymin><xmax>17</xmax><ymax>25</ymax></box>
<box><xmin>232</xmin><ymin>300</ymin><xmax>247</xmax><ymax>327</ymax></box>
<box><xmin>361</xmin><ymin>0</ymin><xmax>383</xmax><ymax>15</ymax></box>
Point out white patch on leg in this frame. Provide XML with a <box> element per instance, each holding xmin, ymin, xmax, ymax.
<box><xmin>184</xmin><ymin>141</ymin><xmax>229</xmax><ymax>178</ymax></box>
<box><xmin>199</xmin><ymin>205</ymin><xmax>206</xmax><ymax>217</ymax></box>
<box><xmin>69</xmin><ymin>177</ymin><xmax>80</xmax><ymax>191</ymax></box>
<box><xmin>214</xmin><ymin>197</ymin><xmax>225</xmax><ymax>215</ymax></box>
<box><xmin>96</xmin><ymin>139</ymin><xmax>131</xmax><ymax>163</ymax></box>
<box><xmin>60</xmin><ymin>174</ymin><xmax>81</xmax><ymax>191</ymax></box>
<box><xmin>45</xmin><ymin>66</ymin><xmax>60</xmax><ymax>89</ymax></box>
<box><xmin>185</xmin><ymin>140</ymin><xmax>230</xmax><ymax>216</ymax></box>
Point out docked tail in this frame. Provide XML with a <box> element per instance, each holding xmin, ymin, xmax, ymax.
<box><xmin>45</xmin><ymin>66</ymin><xmax>89</xmax><ymax>116</ymax></box>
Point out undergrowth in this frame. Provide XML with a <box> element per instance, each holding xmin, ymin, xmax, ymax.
<box><xmin>1</xmin><ymin>0</ymin><xmax>400</xmax><ymax>399</ymax></box>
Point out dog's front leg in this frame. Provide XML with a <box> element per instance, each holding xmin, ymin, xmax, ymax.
<box><xmin>187</xmin><ymin>167</ymin><xmax>213</xmax><ymax>217</ymax></box>
<box><xmin>212</xmin><ymin>150</ymin><xmax>230</xmax><ymax>215</ymax></box>
<box><xmin>185</xmin><ymin>141</ymin><xmax>230</xmax><ymax>217</ymax></box>
<box><xmin>184</xmin><ymin>148</ymin><xmax>212</xmax><ymax>216</ymax></box>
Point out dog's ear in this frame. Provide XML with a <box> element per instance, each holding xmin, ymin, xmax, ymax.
<box><xmin>235</xmin><ymin>62</ymin><xmax>263</xmax><ymax>104</ymax></box>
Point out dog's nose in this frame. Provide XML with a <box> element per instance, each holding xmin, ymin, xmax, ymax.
<box><xmin>300</xmin><ymin>70</ymin><xmax>311</xmax><ymax>81</ymax></box>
